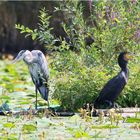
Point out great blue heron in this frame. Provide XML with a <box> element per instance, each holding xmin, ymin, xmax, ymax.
<box><xmin>13</xmin><ymin>50</ymin><xmax>49</xmax><ymax>109</ymax></box>
<box><xmin>94</xmin><ymin>52</ymin><xmax>133</xmax><ymax>109</ymax></box>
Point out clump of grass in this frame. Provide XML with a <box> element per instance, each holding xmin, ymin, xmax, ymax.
<box><xmin>126</xmin><ymin>118</ymin><xmax>140</xmax><ymax>123</ymax></box>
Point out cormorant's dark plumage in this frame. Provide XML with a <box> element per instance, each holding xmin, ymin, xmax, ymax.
<box><xmin>94</xmin><ymin>52</ymin><xmax>132</xmax><ymax>109</ymax></box>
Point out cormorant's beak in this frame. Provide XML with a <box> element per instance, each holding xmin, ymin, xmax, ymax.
<box><xmin>125</xmin><ymin>53</ymin><xmax>134</xmax><ymax>61</ymax></box>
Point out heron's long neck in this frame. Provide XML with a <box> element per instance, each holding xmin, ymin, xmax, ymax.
<box><xmin>23</xmin><ymin>59</ymin><xmax>32</xmax><ymax>65</ymax></box>
<box><xmin>23</xmin><ymin>56</ymin><xmax>34</xmax><ymax>65</ymax></box>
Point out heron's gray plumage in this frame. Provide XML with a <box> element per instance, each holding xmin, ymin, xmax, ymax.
<box><xmin>28</xmin><ymin>50</ymin><xmax>49</xmax><ymax>101</ymax></box>
<box><xmin>32</xmin><ymin>50</ymin><xmax>49</xmax><ymax>80</ymax></box>
<box><xmin>14</xmin><ymin>50</ymin><xmax>49</xmax><ymax>109</ymax></box>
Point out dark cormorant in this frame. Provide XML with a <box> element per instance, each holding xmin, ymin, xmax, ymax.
<box><xmin>94</xmin><ymin>52</ymin><xmax>132</xmax><ymax>109</ymax></box>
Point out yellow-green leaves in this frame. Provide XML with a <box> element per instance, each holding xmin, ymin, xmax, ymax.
<box><xmin>22</xmin><ymin>124</ymin><xmax>37</xmax><ymax>134</ymax></box>
<box><xmin>3</xmin><ymin>122</ymin><xmax>15</xmax><ymax>129</ymax></box>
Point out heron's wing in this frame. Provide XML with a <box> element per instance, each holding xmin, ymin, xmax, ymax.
<box><xmin>38</xmin><ymin>85</ymin><xmax>49</xmax><ymax>101</ymax></box>
<box><xmin>32</xmin><ymin>50</ymin><xmax>49</xmax><ymax>80</ymax></box>
<box><xmin>38</xmin><ymin>52</ymin><xmax>49</xmax><ymax>80</ymax></box>
<box><xmin>30</xmin><ymin>73</ymin><xmax>36</xmax><ymax>85</ymax></box>
<box><xmin>30</xmin><ymin>71</ymin><xmax>49</xmax><ymax>101</ymax></box>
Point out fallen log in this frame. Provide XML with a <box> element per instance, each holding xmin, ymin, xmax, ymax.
<box><xmin>92</xmin><ymin>108</ymin><xmax>140</xmax><ymax>117</ymax></box>
<box><xmin>0</xmin><ymin>108</ymin><xmax>75</xmax><ymax>117</ymax></box>
<box><xmin>0</xmin><ymin>108</ymin><xmax>139</xmax><ymax>117</ymax></box>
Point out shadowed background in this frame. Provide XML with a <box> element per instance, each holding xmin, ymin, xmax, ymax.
<box><xmin>0</xmin><ymin>1</ymin><xmax>91</xmax><ymax>56</ymax></box>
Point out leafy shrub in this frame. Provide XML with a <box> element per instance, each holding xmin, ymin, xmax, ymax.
<box><xmin>51</xmin><ymin>50</ymin><xmax>140</xmax><ymax>110</ymax></box>
<box><xmin>15</xmin><ymin>1</ymin><xmax>140</xmax><ymax>110</ymax></box>
<box><xmin>117</xmin><ymin>62</ymin><xmax>140</xmax><ymax>107</ymax></box>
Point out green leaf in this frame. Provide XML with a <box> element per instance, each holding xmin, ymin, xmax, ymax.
<box><xmin>22</xmin><ymin>124</ymin><xmax>37</xmax><ymax>133</ymax></box>
<box><xmin>74</xmin><ymin>130</ymin><xmax>90</xmax><ymax>138</ymax></box>
<box><xmin>3</xmin><ymin>122</ymin><xmax>15</xmax><ymax>128</ymax></box>
<box><xmin>32</xmin><ymin>34</ymin><xmax>37</xmax><ymax>40</ymax></box>
<box><xmin>1</xmin><ymin>96</ymin><xmax>11</xmax><ymax>100</ymax></box>
<box><xmin>25</xmin><ymin>34</ymin><xmax>31</xmax><ymax>38</ymax></box>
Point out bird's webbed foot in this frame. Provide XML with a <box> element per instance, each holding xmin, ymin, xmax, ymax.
<box><xmin>96</xmin><ymin>100</ymin><xmax>113</xmax><ymax>109</ymax></box>
<box><xmin>112</xmin><ymin>102</ymin><xmax>120</xmax><ymax>108</ymax></box>
<box><xmin>103</xmin><ymin>100</ymin><xmax>113</xmax><ymax>109</ymax></box>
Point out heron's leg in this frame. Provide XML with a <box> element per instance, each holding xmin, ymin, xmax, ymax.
<box><xmin>35</xmin><ymin>86</ymin><xmax>38</xmax><ymax>110</ymax></box>
<box><xmin>47</xmin><ymin>101</ymin><xmax>50</xmax><ymax>109</ymax></box>
<box><xmin>46</xmin><ymin>85</ymin><xmax>50</xmax><ymax>109</ymax></box>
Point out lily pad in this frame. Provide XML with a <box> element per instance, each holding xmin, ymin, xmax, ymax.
<box><xmin>22</xmin><ymin>124</ymin><xmax>37</xmax><ymax>134</ymax></box>
<box><xmin>3</xmin><ymin>122</ymin><xmax>15</xmax><ymax>129</ymax></box>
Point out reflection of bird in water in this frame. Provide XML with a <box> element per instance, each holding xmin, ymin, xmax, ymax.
<box><xmin>13</xmin><ymin>50</ymin><xmax>49</xmax><ymax>109</ymax></box>
<box><xmin>94</xmin><ymin>52</ymin><xmax>133</xmax><ymax>109</ymax></box>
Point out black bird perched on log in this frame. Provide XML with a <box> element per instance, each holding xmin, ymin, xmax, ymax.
<box><xmin>94</xmin><ymin>52</ymin><xmax>133</xmax><ymax>109</ymax></box>
<box><xmin>13</xmin><ymin>50</ymin><xmax>49</xmax><ymax>109</ymax></box>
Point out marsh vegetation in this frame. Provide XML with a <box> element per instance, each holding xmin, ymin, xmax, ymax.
<box><xmin>0</xmin><ymin>0</ymin><xmax>140</xmax><ymax>139</ymax></box>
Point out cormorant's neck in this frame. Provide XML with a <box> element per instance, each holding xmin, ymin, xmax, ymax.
<box><xmin>120</xmin><ymin>63</ymin><xmax>128</xmax><ymax>73</ymax></box>
<box><xmin>119</xmin><ymin>61</ymin><xmax>128</xmax><ymax>73</ymax></box>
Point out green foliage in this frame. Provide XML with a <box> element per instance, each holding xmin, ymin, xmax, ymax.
<box><xmin>52</xmin><ymin>1</ymin><xmax>140</xmax><ymax>110</ymax></box>
<box><xmin>0</xmin><ymin>113</ymin><xmax>139</xmax><ymax>139</ymax></box>
<box><xmin>3</xmin><ymin>123</ymin><xmax>15</xmax><ymax>129</ymax></box>
<box><xmin>52</xmin><ymin>51</ymin><xmax>111</xmax><ymax>110</ymax></box>
<box><xmin>15</xmin><ymin>8</ymin><xmax>54</xmax><ymax>49</ymax></box>
<box><xmin>67</xmin><ymin>126</ymin><xmax>92</xmax><ymax>138</ymax></box>
<box><xmin>15</xmin><ymin>1</ymin><xmax>140</xmax><ymax>110</ymax></box>
<box><xmin>126</xmin><ymin>117</ymin><xmax>140</xmax><ymax>123</ymax></box>
<box><xmin>117</xmin><ymin>62</ymin><xmax>140</xmax><ymax>107</ymax></box>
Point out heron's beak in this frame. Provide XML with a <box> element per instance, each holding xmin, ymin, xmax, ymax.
<box><xmin>12</xmin><ymin>55</ymin><xmax>22</xmax><ymax>64</ymax></box>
